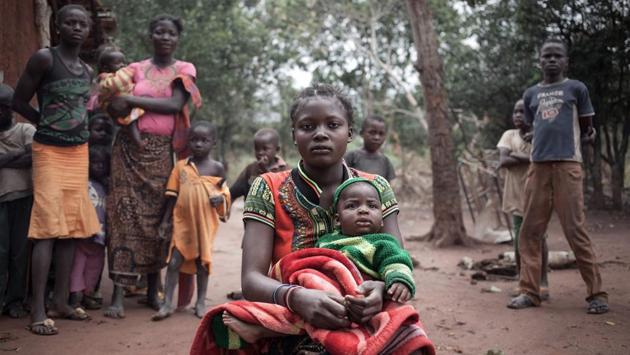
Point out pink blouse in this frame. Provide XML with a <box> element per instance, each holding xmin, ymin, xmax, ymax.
<box><xmin>128</xmin><ymin>59</ymin><xmax>196</xmax><ymax>136</ymax></box>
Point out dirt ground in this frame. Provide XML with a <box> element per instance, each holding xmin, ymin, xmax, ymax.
<box><xmin>1</xmin><ymin>202</ymin><xmax>629</xmax><ymax>355</ymax></box>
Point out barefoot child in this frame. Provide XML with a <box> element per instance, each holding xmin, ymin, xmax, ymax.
<box><xmin>192</xmin><ymin>84</ymin><xmax>433</xmax><ymax>355</ymax></box>
<box><xmin>153</xmin><ymin>121</ymin><xmax>230</xmax><ymax>321</ymax></box>
<box><xmin>69</xmin><ymin>145</ymin><xmax>110</xmax><ymax>310</ymax></box>
<box><xmin>95</xmin><ymin>49</ymin><xmax>144</xmax><ymax>148</ymax></box>
<box><xmin>498</xmin><ymin>99</ymin><xmax>549</xmax><ymax>299</ymax></box>
<box><xmin>508</xmin><ymin>38</ymin><xmax>608</xmax><ymax>313</ymax></box>
<box><xmin>344</xmin><ymin>114</ymin><xmax>395</xmax><ymax>182</ymax></box>
<box><xmin>12</xmin><ymin>4</ymin><xmax>100</xmax><ymax>335</ymax></box>
<box><xmin>0</xmin><ymin>84</ymin><xmax>35</xmax><ymax>319</ymax></box>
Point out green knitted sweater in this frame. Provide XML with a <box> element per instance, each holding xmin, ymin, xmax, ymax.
<box><xmin>315</xmin><ymin>231</ymin><xmax>415</xmax><ymax>297</ymax></box>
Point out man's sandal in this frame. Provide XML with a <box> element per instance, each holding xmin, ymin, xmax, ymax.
<box><xmin>587</xmin><ymin>298</ymin><xmax>609</xmax><ymax>314</ymax></box>
<box><xmin>27</xmin><ymin>318</ymin><xmax>58</xmax><ymax>336</ymax></box>
<box><xmin>507</xmin><ymin>294</ymin><xmax>538</xmax><ymax>309</ymax></box>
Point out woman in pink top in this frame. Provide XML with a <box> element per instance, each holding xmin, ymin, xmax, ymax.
<box><xmin>104</xmin><ymin>14</ymin><xmax>200</xmax><ymax>319</ymax></box>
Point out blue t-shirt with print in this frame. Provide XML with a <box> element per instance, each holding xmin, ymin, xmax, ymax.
<box><xmin>523</xmin><ymin>79</ymin><xmax>594</xmax><ymax>162</ymax></box>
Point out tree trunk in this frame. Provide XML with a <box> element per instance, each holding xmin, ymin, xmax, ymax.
<box><xmin>611</xmin><ymin>159</ymin><xmax>625</xmax><ymax>210</ymax></box>
<box><xmin>405</xmin><ymin>0</ymin><xmax>470</xmax><ymax>247</ymax></box>
<box><xmin>588</xmin><ymin>131</ymin><xmax>605</xmax><ymax>209</ymax></box>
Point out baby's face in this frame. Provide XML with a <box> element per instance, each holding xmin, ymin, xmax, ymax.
<box><xmin>336</xmin><ymin>182</ymin><xmax>383</xmax><ymax>236</ymax></box>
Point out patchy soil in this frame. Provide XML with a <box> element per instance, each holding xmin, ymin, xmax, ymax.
<box><xmin>1</xmin><ymin>203</ymin><xmax>629</xmax><ymax>355</ymax></box>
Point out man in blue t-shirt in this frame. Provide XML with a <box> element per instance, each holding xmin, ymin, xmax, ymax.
<box><xmin>507</xmin><ymin>38</ymin><xmax>608</xmax><ymax>314</ymax></box>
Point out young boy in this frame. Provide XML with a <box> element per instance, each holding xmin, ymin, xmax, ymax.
<box><xmin>0</xmin><ymin>84</ymin><xmax>35</xmax><ymax>319</ymax></box>
<box><xmin>229</xmin><ymin>128</ymin><xmax>289</xmax><ymax>201</ymax></box>
<box><xmin>226</xmin><ymin>128</ymin><xmax>288</xmax><ymax>300</ymax></box>
<box><xmin>497</xmin><ymin>99</ymin><xmax>549</xmax><ymax>299</ymax></box>
<box><xmin>507</xmin><ymin>38</ymin><xmax>608</xmax><ymax>314</ymax></box>
<box><xmin>344</xmin><ymin>115</ymin><xmax>395</xmax><ymax>182</ymax></box>
<box><xmin>153</xmin><ymin>121</ymin><xmax>230</xmax><ymax>321</ymax></box>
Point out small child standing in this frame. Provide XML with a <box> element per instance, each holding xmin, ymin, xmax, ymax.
<box><xmin>69</xmin><ymin>145</ymin><xmax>110</xmax><ymax>310</ymax></box>
<box><xmin>316</xmin><ymin>177</ymin><xmax>414</xmax><ymax>305</ymax></box>
<box><xmin>0</xmin><ymin>84</ymin><xmax>35</xmax><ymax>319</ymax></box>
<box><xmin>87</xmin><ymin>112</ymin><xmax>114</xmax><ymax>147</ymax></box>
<box><xmin>344</xmin><ymin>115</ymin><xmax>395</xmax><ymax>182</ymax></box>
<box><xmin>229</xmin><ymin>128</ymin><xmax>289</xmax><ymax>201</ymax></box>
<box><xmin>153</xmin><ymin>121</ymin><xmax>230</xmax><ymax>321</ymax></box>
<box><xmin>497</xmin><ymin>99</ymin><xmax>549</xmax><ymax>299</ymax></box>
<box><xmin>226</xmin><ymin>127</ymin><xmax>288</xmax><ymax>300</ymax></box>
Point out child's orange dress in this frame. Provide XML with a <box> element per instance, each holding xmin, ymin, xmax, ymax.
<box><xmin>165</xmin><ymin>159</ymin><xmax>231</xmax><ymax>274</ymax></box>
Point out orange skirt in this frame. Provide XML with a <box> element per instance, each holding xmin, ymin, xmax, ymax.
<box><xmin>28</xmin><ymin>142</ymin><xmax>100</xmax><ymax>239</ymax></box>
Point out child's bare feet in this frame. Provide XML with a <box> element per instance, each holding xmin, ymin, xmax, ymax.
<box><xmin>222</xmin><ymin>312</ymin><xmax>283</xmax><ymax>344</ymax></box>
<box><xmin>151</xmin><ymin>304</ymin><xmax>175</xmax><ymax>321</ymax></box>
<box><xmin>104</xmin><ymin>305</ymin><xmax>125</xmax><ymax>319</ymax></box>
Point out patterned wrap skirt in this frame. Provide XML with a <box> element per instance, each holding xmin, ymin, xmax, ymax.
<box><xmin>107</xmin><ymin>130</ymin><xmax>173</xmax><ymax>286</ymax></box>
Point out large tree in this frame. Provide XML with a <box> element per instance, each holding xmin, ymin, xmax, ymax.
<box><xmin>406</xmin><ymin>0</ymin><xmax>470</xmax><ymax>246</ymax></box>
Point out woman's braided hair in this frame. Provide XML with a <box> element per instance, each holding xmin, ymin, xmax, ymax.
<box><xmin>289</xmin><ymin>84</ymin><xmax>354</xmax><ymax>126</ymax></box>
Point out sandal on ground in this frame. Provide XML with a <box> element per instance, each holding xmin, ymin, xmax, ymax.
<box><xmin>507</xmin><ymin>294</ymin><xmax>537</xmax><ymax>309</ymax></box>
<box><xmin>47</xmin><ymin>307</ymin><xmax>90</xmax><ymax>321</ymax></box>
<box><xmin>226</xmin><ymin>291</ymin><xmax>243</xmax><ymax>300</ymax></box>
<box><xmin>27</xmin><ymin>318</ymin><xmax>58</xmax><ymax>336</ymax></box>
<box><xmin>587</xmin><ymin>298</ymin><xmax>609</xmax><ymax>314</ymax></box>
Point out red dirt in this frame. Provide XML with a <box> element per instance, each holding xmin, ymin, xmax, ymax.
<box><xmin>1</xmin><ymin>203</ymin><xmax>629</xmax><ymax>355</ymax></box>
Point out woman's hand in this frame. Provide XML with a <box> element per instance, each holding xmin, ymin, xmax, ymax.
<box><xmin>344</xmin><ymin>280</ymin><xmax>385</xmax><ymax>324</ymax></box>
<box><xmin>108</xmin><ymin>96</ymin><xmax>132</xmax><ymax>118</ymax></box>
<box><xmin>289</xmin><ymin>288</ymin><xmax>351</xmax><ymax>330</ymax></box>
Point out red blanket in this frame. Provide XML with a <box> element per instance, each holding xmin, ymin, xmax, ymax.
<box><xmin>190</xmin><ymin>248</ymin><xmax>435</xmax><ymax>355</ymax></box>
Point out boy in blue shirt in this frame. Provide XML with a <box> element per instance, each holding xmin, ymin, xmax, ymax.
<box><xmin>507</xmin><ymin>38</ymin><xmax>607</xmax><ymax>314</ymax></box>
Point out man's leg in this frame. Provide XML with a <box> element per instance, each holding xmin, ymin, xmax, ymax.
<box><xmin>553</xmin><ymin>163</ymin><xmax>607</xmax><ymax>308</ymax></box>
<box><xmin>510</xmin><ymin>163</ymin><xmax>554</xmax><ymax>307</ymax></box>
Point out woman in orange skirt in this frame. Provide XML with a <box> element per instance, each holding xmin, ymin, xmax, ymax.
<box><xmin>12</xmin><ymin>5</ymin><xmax>100</xmax><ymax>336</ymax></box>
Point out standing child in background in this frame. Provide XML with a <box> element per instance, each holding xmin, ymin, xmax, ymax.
<box><xmin>507</xmin><ymin>38</ymin><xmax>608</xmax><ymax>314</ymax></box>
<box><xmin>229</xmin><ymin>128</ymin><xmax>289</xmax><ymax>201</ymax></box>
<box><xmin>153</xmin><ymin>121</ymin><xmax>230</xmax><ymax>321</ymax></box>
<box><xmin>345</xmin><ymin>114</ymin><xmax>395</xmax><ymax>182</ymax></box>
<box><xmin>87</xmin><ymin>112</ymin><xmax>114</xmax><ymax>147</ymax></box>
<box><xmin>497</xmin><ymin>99</ymin><xmax>549</xmax><ymax>300</ymax></box>
<box><xmin>226</xmin><ymin>127</ymin><xmax>289</xmax><ymax>300</ymax></box>
<box><xmin>94</xmin><ymin>48</ymin><xmax>145</xmax><ymax>148</ymax></box>
<box><xmin>69</xmin><ymin>145</ymin><xmax>110</xmax><ymax>310</ymax></box>
<box><xmin>12</xmin><ymin>4</ymin><xmax>100</xmax><ymax>335</ymax></box>
<box><xmin>0</xmin><ymin>84</ymin><xmax>35</xmax><ymax>319</ymax></box>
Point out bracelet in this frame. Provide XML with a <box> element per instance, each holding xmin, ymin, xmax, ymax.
<box><xmin>284</xmin><ymin>285</ymin><xmax>303</xmax><ymax>313</ymax></box>
<box><xmin>272</xmin><ymin>284</ymin><xmax>290</xmax><ymax>304</ymax></box>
